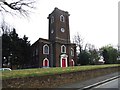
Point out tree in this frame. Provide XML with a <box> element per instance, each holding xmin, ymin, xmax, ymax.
<box><xmin>117</xmin><ymin>45</ymin><xmax>120</xmax><ymax>63</ymax></box>
<box><xmin>2</xmin><ymin>32</ymin><xmax>11</xmax><ymax>67</ymax></box>
<box><xmin>2</xmin><ymin>22</ymin><xmax>12</xmax><ymax>67</ymax></box>
<box><xmin>9</xmin><ymin>28</ymin><xmax>20</xmax><ymax>66</ymax></box>
<box><xmin>86</xmin><ymin>44</ymin><xmax>100</xmax><ymax>64</ymax></box>
<box><xmin>73</xmin><ymin>32</ymin><xmax>83</xmax><ymax>53</ymax></box>
<box><xmin>73</xmin><ymin>33</ymin><xmax>100</xmax><ymax>65</ymax></box>
<box><xmin>78</xmin><ymin>50</ymin><xmax>90</xmax><ymax>65</ymax></box>
<box><xmin>100</xmin><ymin>45</ymin><xmax>118</xmax><ymax>64</ymax></box>
<box><xmin>2</xmin><ymin>27</ymin><xmax>31</xmax><ymax>69</ymax></box>
<box><xmin>0</xmin><ymin>0</ymin><xmax>36</xmax><ymax>17</ymax></box>
<box><xmin>19</xmin><ymin>35</ymin><xmax>31</xmax><ymax>67</ymax></box>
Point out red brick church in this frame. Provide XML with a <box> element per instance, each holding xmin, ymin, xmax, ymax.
<box><xmin>31</xmin><ymin>8</ymin><xmax>76</xmax><ymax>68</ymax></box>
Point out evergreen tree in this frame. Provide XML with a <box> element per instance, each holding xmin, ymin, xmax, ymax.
<box><xmin>100</xmin><ymin>45</ymin><xmax>118</xmax><ymax>64</ymax></box>
<box><xmin>78</xmin><ymin>50</ymin><xmax>90</xmax><ymax>65</ymax></box>
<box><xmin>2</xmin><ymin>28</ymin><xmax>31</xmax><ymax>69</ymax></box>
<box><xmin>2</xmin><ymin>33</ymin><xmax>11</xmax><ymax>66</ymax></box>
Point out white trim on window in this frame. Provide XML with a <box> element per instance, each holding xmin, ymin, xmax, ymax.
<box><xmin>60</xmin><ymin>15</ymin><xmax>65</xmax><ymax>22</ymax></box>
<box><xmin>71</xmin><ymin>48</ymin><xmax>74</xmax><ymax>56</ymax></box>
<box><xmin>61</xmin><ymin>45</ymin><xmax>66</xmax><ymax>53</ymax></box>
<box><xmin>51</xmin><ymin>16</ymin><xmax>54</xmax><ymax>23</ymax></box>
<box><xmin>43</xmin><ymin>44</ymin><xmax>49</xmax><ymax>54</ymax></box>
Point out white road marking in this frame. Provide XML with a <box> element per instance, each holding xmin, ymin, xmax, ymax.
<box><xmin>94</xmin><ymin>78</ymin><xmax>118</xmax><ymax>88</ymax></box>
<box><xmin>82</xmin><ymin>75</ymin><xmax>120</xmax><ymax>90</ymax></box>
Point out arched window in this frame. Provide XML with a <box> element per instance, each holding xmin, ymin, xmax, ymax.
<box><xmin>71</xmin><ymin>48</ymin><xmax>74</xmax><ymax>56</ymax></box>
<box><xmin>61</xmin><ymin>45</ymin><xmax>66</xmax><ymax>53</ymax></box>
<box><xmin>51</xmin><ymin>29</ymin><xmax>54</xmax><ymax>33</ymax></box>
<box><xmin>60</xmin><ymin>15</ymin><xmax>65</xmax><ymax>22</ymax></box>
<box><xmin>51</xmin><ymin>16</ymin><xmax>54</xmax><ymax>23</ymax></box>
<box><xmin>43</xmin><ymin>44</ymin><xmax>49</xmax><ymax>54</ymax></box>
<box><xmin>43</xmin><ymin>58</ymin><xmax>49</xmax><ymax>67</ymax></box>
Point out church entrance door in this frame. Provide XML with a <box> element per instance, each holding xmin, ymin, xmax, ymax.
<box><xmin>43</xmin><ymin>58</ymin><xmax>49</xmax><ymax>67</ymax></box>
<box><xmin>62</xmin><ymin>58</ymin><xmax>66</xmax><ymax>67</ymax></box>
<box><xmin>60</xmin><ymin>54</ymin><xmax>68</xmax><ymax>67</ymax></box>
<box><xmin>70</xmin><ymin>59</ymin><xmax>74</xmax><ymax>66</ymax></box>
<box><xmin>45</xmin><ymin>60</ymin><xmax>48</xmax><ymax>66</ymax></box>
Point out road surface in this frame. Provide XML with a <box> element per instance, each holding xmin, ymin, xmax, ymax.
<box><xmin>93</xmin><ymin>78</ymin><xmax>120</xmax><ymax>89</ymax></box>
<box><xmin>58</xmin><ymin>72</ymin><xmax>119</xmax><ymax>89</ymax></box>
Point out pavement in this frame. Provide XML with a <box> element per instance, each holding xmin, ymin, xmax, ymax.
<box><xmin>57</xmin><ymin>72</ymin><xmax>120</xmax><ymax>89</ymax></box>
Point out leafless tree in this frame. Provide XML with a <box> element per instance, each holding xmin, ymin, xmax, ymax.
<box><xmin>73</xmin><ymin>32</ymin><xmax>83</xmax><ymax>53</ymax></box>
<box><xmin>85</xmin><ymin>43</ymin><xmax>95</xmax><ymax>51</ymax></box>
<box><xmin>0</xmin><ymin>20</ymin><xmax>12</xmax><ymax>35</ymax></box>
<box><xmin>0</xmin><ymin>0</ymin><xmax>36</xmax><ymax>35</ymax></box>
<box><xmin>0</xmin><ymin>0</ymin><xmax>36</xmax><ymax>17</ymax></box>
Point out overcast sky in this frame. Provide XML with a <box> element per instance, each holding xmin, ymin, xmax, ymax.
<box><xmin>2</xmin><ymin>0</ymin><xmax>119</xmax><ymax>49</ymax></box>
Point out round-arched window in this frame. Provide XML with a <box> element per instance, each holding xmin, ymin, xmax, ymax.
<box><xmin>60</xmin><ymin>15</ymin><xmax>65</xmax><ymax>22</ymax></box>
<box><xmin>43</xmin><ymin>44</ymin><xmax>49</xmax><ymax>54</ymax></box>
<box><xmin>61</xmin><ymin>45</ymin><xmax>66</xmax><ymax>53</ymax></box>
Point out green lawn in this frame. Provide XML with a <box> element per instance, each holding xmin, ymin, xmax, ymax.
<box><xmin>1</xmin><ymin>64</ymin><xmax>120</xmax><ymax>79</ymax></box>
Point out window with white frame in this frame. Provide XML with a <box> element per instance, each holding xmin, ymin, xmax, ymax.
<box><xmin>71</xmin><ymin>48</ymin><xmax>74</xmax><ymax>56</ymax></box>
<box><xmin>51</xmin><ymin>16</ymin><xmax>54</xmax><ymax>23</ymax></box>
<box><xmin>61</xmin><ymin>45</ymin><xmax>66</xmax><ymax>53</ymax></box>
<box><xmin>43</xmin><ymin>44</ymin><xmax>49</xmax><ymax>54</ymax></box>
<box><xmin>60</xmin><ymin>15</ymin><xmax>65</xmax><ymax>22</ymax></box>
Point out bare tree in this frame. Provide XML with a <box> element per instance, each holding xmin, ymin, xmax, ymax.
<box><xmin>85</xmin><ymin>43</ymin><xmax>95</xmax><ymax>51</ymax></box>
<box><xmin>0</xmin><ymin>0</ymin><xmax>36</xmax><ymax>17</ymax></box>
<box><xmin>0</xmin><ymin>0</ymin><xmax>36</xmax><ymax>35</ymax></box>
<box><xmin>0</xmin><ymin>20</ymin><xmax>10</xmax><ymax>35</ymax></box>
<box><xmin>73</xmin><ymin>32</ymin><xmax>83</xmax><ymax>53</ymax></box>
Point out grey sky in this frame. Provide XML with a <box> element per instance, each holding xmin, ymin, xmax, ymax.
<box><xmin>1</xmin><ymin>0</ymin><xmax>119</xmax><ymax>49</ymax></box>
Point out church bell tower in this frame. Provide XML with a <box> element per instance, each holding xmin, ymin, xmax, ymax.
<box><xmin>48</xmin><ymin>7</ymin><xmax>70</xmax><ymax>44</ymax></box>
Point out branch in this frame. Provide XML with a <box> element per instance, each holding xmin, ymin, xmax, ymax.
<box><xmin>0</xmin><ymin>0</ymin><xmax>36</xmax><ymax>17</ymax></box>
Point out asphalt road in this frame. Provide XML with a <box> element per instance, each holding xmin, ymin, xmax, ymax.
<box><xmin>93</xmin><ymin>78</ymin><xmax>120</xmax><ymax>89</ymax></box>
<box><xmin>58</xmin><ymin>72</ymin><xmax>119</xmax><ymax>89</ymax></box>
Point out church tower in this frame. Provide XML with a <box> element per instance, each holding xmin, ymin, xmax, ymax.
<box><xmin>48</xmin><ymin>7</ymin><xmax>70</xmax><ymax>44</ymax></box>
<box><xmin>31</xmin><ymin>8</ymin><xmax>76</xmax><ymax>68</ymax></box>
<box><xmin>47</xmin><ymin>8</ymin><xmax>76</xmax><ymax>67</ymax></box>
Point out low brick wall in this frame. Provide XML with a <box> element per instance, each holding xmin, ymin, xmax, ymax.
<box><xmin>2</xmin><ymin>66</ymin><xmax>119</xmax><ymax>88</ymax></box>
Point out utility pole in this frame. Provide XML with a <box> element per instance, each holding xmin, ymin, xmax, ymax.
<box><xmin>118</xmin><ymin>1</ymin><xmax>120</xmax><ymax>61</ymax></box>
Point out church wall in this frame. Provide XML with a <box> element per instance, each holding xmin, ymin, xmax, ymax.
<box><xmin>39</xmin><ymin>42</ymin><xmax>51</xmax><ymax>67</ymax></box>
<box><xmin>68</xmin><ymin>44</ymin><xmax>77</xmax><ymax>66</ymax></box>
<box><xmin>54</xmin><ymin>43</ymin><xmax>61</xmax><ymax>67</ymax></box>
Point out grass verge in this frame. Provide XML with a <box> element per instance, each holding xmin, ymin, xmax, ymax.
<box><xmin>1</xmin><ymin>64</ymin><xmax>120</xmax><ymax>79</ymax></box>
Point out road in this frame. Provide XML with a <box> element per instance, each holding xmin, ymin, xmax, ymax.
<box><xmin>93</xmin><ymin>78</ymin><xmax>120</xmax><ymax>89</ymax></box>
<box><xmin>58</xmin><ymin>72</ymin><xmax>119</xmax><ymax>89</ymax></box>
